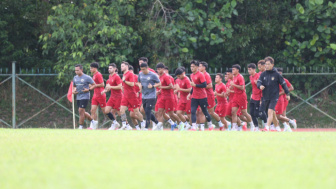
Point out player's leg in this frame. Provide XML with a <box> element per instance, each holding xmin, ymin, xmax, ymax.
<box><xmin>198</xmin><ymin>98</ymin><xmax>213</xmax><ymax>131</ymax></box>
<box><xmin>231</xmin><ymin>106</ymin><xmax>239</xmax><ymax>131</ymax></box>
<box><xmin>208</xmin><ymin>106</ymin><xmax>221</xmax><ymax>130</ymax></box>
<box><xmin>190</xmin><ymin>98</ymin><xmax>200</xmax><ymax>131</ymax></box>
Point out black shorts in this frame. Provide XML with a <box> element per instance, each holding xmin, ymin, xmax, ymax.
<box><xmin>142</xmin><ymin>98</ymin><xmax>156</xmax><ymax>109</ymax></box>
<box><xmin>77</xmin><ymin>99</ymin><xmax>89</xmax><ymax>109</ymax></box>
<box><xmin>260</xmin><ymin>99</ymin><xmax>278</xmax><ymax>112</ymax></box>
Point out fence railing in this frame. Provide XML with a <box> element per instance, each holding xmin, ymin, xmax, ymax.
<box><xmin>1</xmin><ymin>61</ymin><xmax>335</xmax><ymax>128</ymax></box>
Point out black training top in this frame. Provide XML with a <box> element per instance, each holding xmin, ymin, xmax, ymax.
<box><xmin>257</xmin><ymin>68</ymin><xmax>289</xmax><ymax>101</ymax></box>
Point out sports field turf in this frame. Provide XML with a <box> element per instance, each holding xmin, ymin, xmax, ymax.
<box><xmin>0</xmin><ymin>129</ymin><xmax>335</xmax><ymax>189</ymax></box>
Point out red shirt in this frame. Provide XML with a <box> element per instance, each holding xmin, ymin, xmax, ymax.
<box><xmin>226</xmin><ymin>79</ymin><xmax>234</xmax><ymax>102</ymax></box>
<box><xmin>203</xmin><ymin>72</ymin><xmax>215</xmax><ymax>99</ymax></box>
<box><xmin>232</xmin><ymin>74</ymin><xmax>245</xmax><ymax>95</ymax></box>
<box><xmin>215</xmin><ymin>83</ymin><xmax>227</xmax><ymax>104</ymax></box>
<box><xmin>178</xmin><ymin>76</ymin><xmax>191</xmax><ymax>103</ymax></box>
<box><xmin>190</xmin><ymin>71</ymin><xmax>207</xmax><ymax>99</ymax></box>
<box><xmin>159</xmin><ymin>73</ymin><xmax>173</xmax><ymax>99</ymax></box>
<box><xmin>250</xmin><ymin>72</ymin><xmax>262</xmax><ymax>101</ymax></box>
<box><xmin>122</xmin><ymin>71</ymin><xmax>136</xmax><ymax>98</ymax></box>
<box><xmin>169</xmin><ymin>75</ymin><xmax>175</xmax><ymax>97</ymax></box>
<box><xmin>134</xmin><ymin>74</ymin><xmax>140</xmax><ymax>93</ymax></box>
<box><xmin>281</xmin><ymin>78</ymin><xmax>292</xmax><ymax>102</ymax></box>
<box><xmin>107</xmin><ymin>73</ymin><xmax>122</xmax><ymax>98</ymax></box>
<box><xmin>93</xmin><ymin>72</ymin><xmax>105</xmax><ymax>97</ymax></box>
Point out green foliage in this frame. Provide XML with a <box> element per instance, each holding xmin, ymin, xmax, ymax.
<box><xmin>283</xmin><ymin>0</ymin><xmax>336</xmax><ymax>67</ymax></box>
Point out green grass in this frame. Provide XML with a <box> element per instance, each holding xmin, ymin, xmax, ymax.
<box><xmin>0</xmin><ymin>129</ymin><xmax>336</xmax><ymax>189</ymax></box>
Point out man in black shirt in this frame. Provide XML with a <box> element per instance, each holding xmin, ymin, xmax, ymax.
<box><xmin>257</xmin><ymin>56</ymin><xmax>290</xmax><ymax>132</ymax></box>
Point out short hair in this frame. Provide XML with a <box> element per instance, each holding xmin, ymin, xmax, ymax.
<box><xmin>179</xmin><ymin>66</ymin><xmax>186</xmax><ymax>72</ymax></box>
<box><xmin>276</xmin><ymin>67</ymin><xmax>283</xmax><ymax>72</ymax></box>
<box><xmin>164</xmin><ymin>66</ymin><xmax>169</xmax><ymax>71</ymax></box>
<box><xmin>109</xmin><ymin>63</ymin><xmax>116</xmax><ymax>68</ymax></box>
<box><xmin>199</xmin><ymin>61</ymin><xmax>208</xmax><ymax>69</ymax></box>
<box><xmin>175</xmin><ymin>68</ymin><xmax>184</xmax><ymax>76</ymax></box>
<box><xmin>226</xmin><ymin>68</ymin><xmax>232</xmax><ymax>73</ymax></box>
<box><xmin>190</xmin><ymin>60</ymin><xmax>199</xmax><ymax>66</ymax></box>
<box><xmin>257</xmin><ymin>60</ymin><xmax>265</xmax><ymax>65</ymax></box>
<box><xmin>156</xmin><ymin>62</ymin><xmax>165</xmax><ymax>69</ymax></box>
<box><xmin>138</xmin><ymin>57</ymin><xmax>148</xmax><ymax>63</ymax></box>
<box><xmin>121</xmin><ymin>61</ymin><xmax>130</xmax><ymax>68</ymax></box>
<box><xmin>90</xmin><ymin>62</ymin><xmax>99</xmax><ymax>68</ymax></box>
<box><xmin>140</xmin><ymin>63</ymin><xmax>148</xmax><ymax>68</ymax></box>
<box><xmin>264</xmin><ymin>56</ymin><xmax>274</xmax><ymax>64</ymax></box>
<box><xmin>232</xmin><ymin>64</ymin><xmax>241</xmax><ymax>71</ymax></box>
<box><xmin>248</xmin><ymin>63</ymin><xmax>256</xmax><ymax>69</ymax></box>
<box><xmin>129</xmin><ymin>65</ymin><xmax>134</xmax><ymax>71</ymax></box>
<box><xmin>216</xmin><ymin>73</ymin><xmax>223</xmax><ymax>79</ymax></box>
<box><xmin>75</xmin><ymin>64</ymin><xmax>83</xmax><ymax>70</ymax></box>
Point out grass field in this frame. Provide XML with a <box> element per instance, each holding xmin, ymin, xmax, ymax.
<box><xmin>0</xmin><ymin>129</ymin><xmax>336</xmax><ymax>189</ymax></box>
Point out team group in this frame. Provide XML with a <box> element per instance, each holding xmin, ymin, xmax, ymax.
<box><xmin>72</xmin><ymin>56</ymin><xmax>297</xmax><ymax>132</ymax></box>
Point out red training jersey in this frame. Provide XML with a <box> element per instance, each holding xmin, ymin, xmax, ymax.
<box><xmin>178</xmin><ymin>76</ymin><xmax>191</xmax><ymax>103</ymax></box>
<box><xmin>226</xmin><ymin>79</ymin><xmax>234</xmax><ymax>102</ymax></box>
<box><xmin>215</xmin><ymin>82</ymin><xmax>227</xmax><ymax>104</ymax></box>
<box><xmin>134</xmin><ymin>74</ymin><xmax>140</xmax><ymax>93</ymax></box>
<box><xmin>107</xmin><ymin>73</ymin><xmax>122</xmax><ymax>98</ymax></box>
<box><xmin>204</xmin><ymin>71</ymin><xmax>215</xmax><ymax>98</ymax></box>
<box><xmin>232</xmin><ymin>74</ymin><xmax>246</xmax><ymax>95</ymax></box>
<box><xmin>250</xmin><ymin>72</ymin><xmax>262</xmax><ymax>101</ymax></box>
<box><xmin>190</xmin><ymin>71</ymin><xmax>207</xmax><ymax>99</ymax></box>
<box><xmin>122</xmin><ymin>71</ymin><xmax>136</xmax><ymax>98</ymax></box>
<box><xmin>159</xmin><ymin>73</ymin><xmax>173</xmax><ymax>99</ymax></box>
<box><xmin>93</xmin><ymin>72</ymin><xmax>105</xmax><ymax>97</ymax></box>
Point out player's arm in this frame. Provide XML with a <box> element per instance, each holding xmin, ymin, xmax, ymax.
<box><xmin>257</xmin><ymin>73</ymin><xmax>265</xmax><ymax>90</ymax></box>
<box><xmin>288</xmin><ymin>85</ymin><xmax>294</xmax><ymax>92</ymax></box>
<box><xmin>72</xmin><ymin>86</ymin><xmax>78</xmax><ymax>94</ymax></box>
<box><xmin>109</xmin><ymin>83</ymin><xmax>122</xmax><ymax>90</ymax></box>
<box><xmin>206</xmin><ymin>82</ymin><xmax>213</xmax><ymax>89</ymax></box>
<box><xmin>152</xmin><ymin>82</ymin><xmax>161</xmax><ymax>88</ymax></box>
<box><xmin>230</xmin><ymin>81</ymin><xmax>244</xmax><ymax>91</ymax></box>
<box><xmin>160</xmin><ymin>83</ymin><xmax>173</xmax><ymax>89</ymax></box>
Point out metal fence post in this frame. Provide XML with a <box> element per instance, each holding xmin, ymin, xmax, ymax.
<box><xmin>12</xmin><ymin>61</ymin><xmax>16</xmax><ymax>129</ymax></box>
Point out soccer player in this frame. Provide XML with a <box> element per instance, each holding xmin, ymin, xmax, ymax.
<box><xmin>89</xmin><ymin>62</ymin><xmax>116</xmax><ymax>130</ymax></box>
<box><xmin>274</xmin><ymin>67</ymin><xmax>297</xmax><ymax>132</ymax></box>
<box><xmin>248</xmin><ymin>63</ymin><xmax>267</xmax><ymax>131</ymax></box>
<box><xmin>175</xmin><ymin>68</ymin><xmax>192</xmax><ymax>130</ymax></box>
<box><xmin>199</xmin><ymin>61</ymin><xmax>225</xmax><ymax>130</ymax></box>
<box><xmin>138</xmin><ymin>57</ymin><xmax>156</xmax><ymax>73</ymax></box>
<box><xmin>230</xmin><ymin>64</ymin><xmax>255</xmax><ymax>131</ymax></box>
<box><xmin>187</xmin><ymin>60</ymin><xmax>213</xmax><ymax>131</ymax></box>
<box><xmin>225</xmin><ymin>68</ymin><xmax>244</xmax><ymax>130</ymax></box>
<box><xmin>257</xmin><ymin>56</ymin><xmax>290</xmax><ymax>132</ymax></box>
<box><xmin>119</xmin><ymin>62</ymin><xmax>145</xmax><ymax>130</ymax></box>
<box><xmin>101</xmin><ymin>63</ymin><xmax>122</xmax><ymax>130</ymax></box>
<box><xmin>214</xmin><ymin>73</ymin><xmax>229</xmax><ymax>131</ymax></box>
<box><xmin>156</xmin><ymin>63</ymin><xmax>184</xmax><ymax>130</ymax></box>
<box><xmin>138</xmin><ymin>63</ymin><xmax>161</xmax><ymax>130</ymax></box>
<box><xmin>72</xmin><ymin>64</ymin><xmax>95</xmax><ymax>129</ymax></box>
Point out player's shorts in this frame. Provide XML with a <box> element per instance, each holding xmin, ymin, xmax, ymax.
<box><xmin>92</xmin><ymin>95</ymin><xmax>106</xmax><ymax>108</ymax></box>
<box><xmin>207</xmin><ymin>96</ymin><xmax>216</xmax><ymax>109</ymax></box>
<box><xmin>215</xmin><ymin>103</ymin><xmax>227</xmax><ymax>117</ymax></box>
<box><xmin>275</xmin><ymin>100</ymin><xmax>285</xmax><ymax>115</ymax></box>
<box><xmin>106</xmin><ymin>96</ymin><xmax>122</xmax><ymax>111</ymax></box>
<box><xmin>156</xmin><ymin>98</ymin><xmax>175</xmax><ymax>112</ymax></box>
<box><xmin>260</xmin><ymin>99</ymin><xmax>278</xmax><ymax>112</ymax></box>
<box><xmin>177</xmin><ymin>100</ymin><xmax>191</xmax><ymax>114</ymax></box>
<box><xmin>77</xmin><ymin>99</ymin><xmax>89</xmax><ymax>109</ymax></box>
<box><xmin>226</xmin><ymin>102</ymin><xmax>242</xmax><ymax>117</ymax></box>
<box><xmin>121</xmin><ymin>97</ymin><xmax>139</xmax><ymax>111</ymax></box>
<box><xmin>231</xmin><ymin>94</ymin><xmax>247</xmax><ymax>110</ymax></box>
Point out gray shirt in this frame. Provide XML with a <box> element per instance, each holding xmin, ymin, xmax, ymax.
<box><xmin>138</xmin><ymin>72</ymin><xmax>160</xmax><ymax>99</ymax></box>
<box><xmin>73</xmin><ymin>74</ymin><xmax>95</xmax><ymax>100</ymax></box>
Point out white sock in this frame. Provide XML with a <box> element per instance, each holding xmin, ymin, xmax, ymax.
<box><xmin>168</xmin><ymin>119</ymin><xmax>174</xmax><ymax>125</ymax></box>
<box><xmin>265</xmin><ymin>125</ymin><xmax>270</xmax><ymax>130</ymax></box>
<box><xmin>192</xmin><ymin>123</ymin><xmax>196</xmax><ymax>129</ymax></box>
<box><xmin>208</xmin><ymin>121</ymin><xmax>213</xmax><ymax>127</ymax></box>
<box><xmin>122</xmin><ymin>121</ymin><xmax>127</xmax><ymax>127</ymax></box>
<box><xmin>113</xmin><ymin>120</ymin><xmax>118</xmax><ymax>124</ymax></box>
<box><xmin>284</xmin><ymin>123</ymin><xmax>289</xmax><ymax>128</ymax></box>
<box><xmin>200</xmin><ymin>124</ymin><xmax>205</xmax><ymax>128</ymax></box>
<box><xmin>249</xmin><ymin>122</ymin><xmax>254</xmax><ymax>127</ymax></box>
<box><xmin>79</xmin><ymin>125</ymin><xmax>83</xmax><ymax>127</ymax></box>
<box><xmin>275</xmin><ymin>126</ymin><xmax>281</xmax><ymax>131</ymax></box>
<box><xmin>218</xmin><ymin>121</ymin><xmax>223</xmax><ymax>127</ymax></box>
<box><xmin>289</xmin><ymin>119</ymin><xmax>295</xmax><ymax>124</ymax></box>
